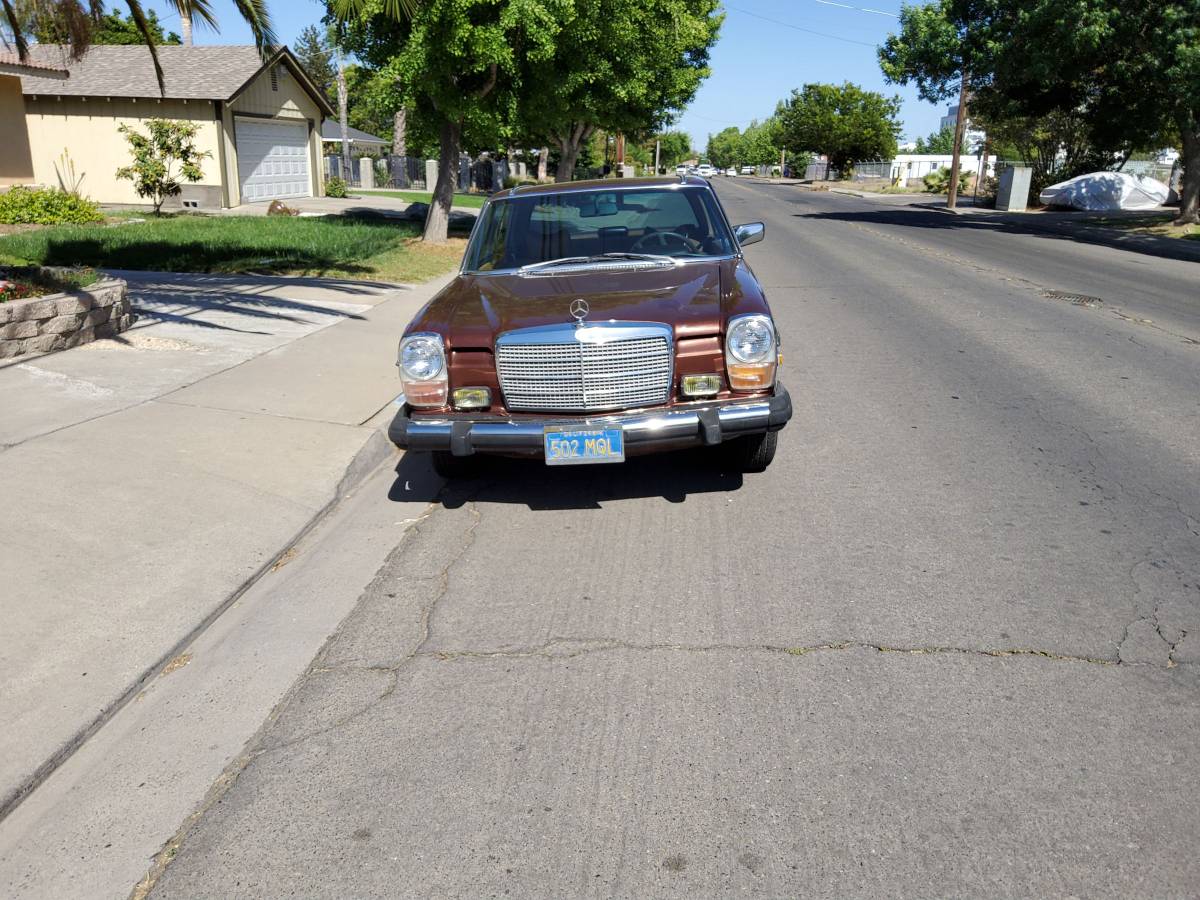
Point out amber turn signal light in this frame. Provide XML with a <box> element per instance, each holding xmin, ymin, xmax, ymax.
<box><xmin>452</xmin><ymin>387</ymin><xmax>491</xmax><ymax>409</ymax></box>
<box><xmin>681</xmin><ymin>374</ymin><xmax>721</xmax><ymax>398</ymax></box>
<box><xmin>727</xmin><ymin>362</ymin><xmax>776</xmax><ymax>391</ymax></box>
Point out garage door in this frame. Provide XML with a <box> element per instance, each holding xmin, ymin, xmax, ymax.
<box><xmin>236</xmin><ymin>119</ymin><xmax>311</xmax><ymax>203</ymax></box>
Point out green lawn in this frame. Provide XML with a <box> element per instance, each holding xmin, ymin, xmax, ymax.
<box><xmin>355</xmin><ymin>189</ymin><xmax>488</xmax><ymax>208</ymax></box>
<box><xmin>0</xmin><ymin>214</ymin><xmax>468</xmax><ymax>283</ymax></box>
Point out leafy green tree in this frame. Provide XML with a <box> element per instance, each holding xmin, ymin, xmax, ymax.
<box><xmin>777</xmin><ymin>83</ymin><xmax>900</xmax><ymax>177</ymax></box>
<box><xmin>335</xmin><ymin>0</ymin><xmax>553</xmax><ymax>241</ymax></box>
<box><xmin>886</xmin><ymin>0</ymin><xmax>1200</xmax><ymax>223</ymax></box>
<box><xmin>30</xmin><ymin>8</ymin><xmax>181</xmax><ymax>45</ymax></box>
<box><xmin>6</xmin><ymin>1</ymin><xmax>275</xmax><ymax>92</ymax></box>
<box><xmin>294</xmin><ymin>24</ymin><xmax>336</xmax><ymax>102</ymax></box>
<box><xmin>706</xmin><ymin>126</ymin><xmax>742</xmax><ymax>169</ymax></box>
<box><xmin>115</xmin><ymin>118</ymin><xmax>210</xmax><ymax>214</ymax></box>
<box><xmin>516</xmin><ymin>0</ymin><xmax>722</xmax><ymax>181</ymax></box>
<box><xmin>879</xmin><ymin>0</ymin><xmax>970</xmax><ymax>204</ymax></box>
<box><xmin>740</xmin><ymin>117</ymin><xmax>783</xmax><ymax>167</ymax></box>
<box><xmin>914</xmin><ymin>125</ymin><xmax>968</xmax><ymax>155</ymax></box>
<box><xmin>655</xmin><ymin>130</ymin><xmax>693</xmax><ymax>167</ymax></box>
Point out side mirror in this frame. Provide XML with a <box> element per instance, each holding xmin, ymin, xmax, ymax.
<box><xmin>734</xmin><ymin>222</ymin><xmax>765</xmax><ymax>247</ymax></box>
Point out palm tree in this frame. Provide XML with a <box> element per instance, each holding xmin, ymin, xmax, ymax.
<box><xmin>2</xmin><ymin>0</ymin><xmax>276</xmax><ymax>90</ymax></box>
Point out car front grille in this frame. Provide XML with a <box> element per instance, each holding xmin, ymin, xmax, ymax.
<box><xmin>496</xmin><ymin>330</ymin><xmax>673</xmax><ymax>412</ymax></box>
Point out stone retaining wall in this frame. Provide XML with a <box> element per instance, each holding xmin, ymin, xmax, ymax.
<box><xmin>0</xmin><ymin>278</ymin><xmax>133</xmax><ymax>359</ymax></box>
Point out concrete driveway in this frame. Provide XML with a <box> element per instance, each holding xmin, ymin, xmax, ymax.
<box><xmin>226</xmin><ymin>195</ymin><xmax>481</xmax><ymax>218</ymax></box>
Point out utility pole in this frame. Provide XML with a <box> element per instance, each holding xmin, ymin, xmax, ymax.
<box><xmin>947</xmin><ymin>67</ymin><xmax>969</xmax><ymax>210</ymax></box>
<box><xmin>655</xmin><ymin>139</ymin><xmax>660</xmax><ymax>175</ymax></box>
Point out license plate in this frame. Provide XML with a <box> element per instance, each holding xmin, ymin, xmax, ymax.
<box><xmin>543</xmin><ymin>426</ymin><xmax>625</xmax><ymax>465</ymax></box>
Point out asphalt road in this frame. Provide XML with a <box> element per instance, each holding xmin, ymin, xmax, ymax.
<box><xmin>149</xmin><ymin>181</ymin><xmax>1200</xmax><ymax>898</ymax></box>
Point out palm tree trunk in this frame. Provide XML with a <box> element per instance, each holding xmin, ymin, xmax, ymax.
<box><xmin>180</xmin><ymin>11</ymin><xmax>193</xmax><ymax>46</ymax></box>
<box><xmin>392</xmin><ymin>107</ymin><xmax>407</xmax><ymax>158</ymax></box>
<box><xmin>336</xmin><ymin>58</ymin><xmax>351</xmax><ymax>185</ymax></box>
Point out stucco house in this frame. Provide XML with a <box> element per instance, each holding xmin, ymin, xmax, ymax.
<box><xmin>1</xmin><ymin>53</ymin><xmax>67</xmax><ymax>187</ymax></box>
<box><xmin>14</xmin><ymin>44</ymin><xmax>333</xmax><ymax>208</ymax></box>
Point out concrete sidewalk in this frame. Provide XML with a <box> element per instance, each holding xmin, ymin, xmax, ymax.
<box><xmin>0</xmin><ymin>269</ymin><xmax>451</xmax><ymax>818</ymax></box>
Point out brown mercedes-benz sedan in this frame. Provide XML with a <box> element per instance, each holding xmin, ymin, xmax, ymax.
<box><xmin>388</xmin><ymin>175</ymin><xmax>792</xmax><ymax>477</ymax></box>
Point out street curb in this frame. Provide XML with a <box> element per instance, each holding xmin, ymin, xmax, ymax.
<box><xmin>0</xmin><ymin>427</ymin><xmax>399</xmax><ymax>824</ymax></box>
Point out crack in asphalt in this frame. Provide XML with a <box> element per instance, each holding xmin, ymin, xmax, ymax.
<box><xmin>249</xmin><ymin>501</ymin><xmax>484</xmax><ymax>758</ymax></box>
<box><xmin>410</xmin><ymin>636</ymin><xmax>1143</xmax><ymax>668</ymax></box>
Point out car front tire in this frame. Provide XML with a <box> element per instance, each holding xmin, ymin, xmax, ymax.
<box><xmin>431</xmin><ymin>451</ymin><xmax>477</xmax><ymax>480</ymax></box>
<box><xmin>722</xmin><ymin>431</ymin><xmax>778</xmax><ymax>473</ymax></box>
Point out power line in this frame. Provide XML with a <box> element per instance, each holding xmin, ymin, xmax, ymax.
<box><xmin>812</xmin><ymin>0</ymin><xmax>899</xmax><ymax>18</ymax></box>
<box><xmin>722</xmin><ymin>4</ymin><xmax>881</xmax><ymax>47</ymax></box>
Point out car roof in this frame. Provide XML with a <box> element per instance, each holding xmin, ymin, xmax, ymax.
<box><xmin>504</xmin><ymin>175</ymin><xmax>708</xmax><ymax>198</ymax></box>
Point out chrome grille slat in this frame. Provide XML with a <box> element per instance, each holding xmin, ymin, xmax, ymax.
<box><xmin>496</xmin><ymin>327</ymin><xmax>673</xmax><ymax>412</ymax></box>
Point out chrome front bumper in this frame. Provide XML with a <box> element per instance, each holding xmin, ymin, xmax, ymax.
<box><xmin>389</xmin><ymin>385</ymin><xmax>792</xmax><ymax>458</ymax></box>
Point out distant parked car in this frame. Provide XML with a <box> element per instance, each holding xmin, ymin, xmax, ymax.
<box><xmin>726</xmin><ymin>167</ymin><xmax>739</xmax><ymax>177</ymax></box>
<box><xmin>697</xmin><ymin>163</ymin><xmax>715</xmax><ymax>178</ymax></box>
<box><xmin>675</xmin><ymin>164</ymin><xmax>688</xmax><ymax>176</ymax></box>
<box><xmin>740</xmin><ymin>165</ymin><xmax>754</xmax><ymax>175</ymax></box>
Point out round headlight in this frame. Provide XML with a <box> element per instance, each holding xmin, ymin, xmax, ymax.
<box><xmin>400</xmin><ymin>335</ymin><xmax>445</xmax><ymax>380</ymax></box>
<box><xmin>727</xmin><ymin>316</ymin><xmax>775</xmax><ymax>363</ymax></box>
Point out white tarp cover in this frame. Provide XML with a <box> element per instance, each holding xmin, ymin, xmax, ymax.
<box><xmin>1039</xmin><ymin>171</ymin><xmax>1170</xmax><ymax>211</ymax></box>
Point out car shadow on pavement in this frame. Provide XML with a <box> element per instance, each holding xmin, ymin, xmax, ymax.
<box><xmin>387</xmin><ymin>448</ymin><xmax>744</xmax><ymax>510</ymax></box>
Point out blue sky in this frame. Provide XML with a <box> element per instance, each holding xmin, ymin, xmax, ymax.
<box><xmin>139</xmin><ymin>0</ymin><xmax>945</xmax><ymax>149</ymax></box>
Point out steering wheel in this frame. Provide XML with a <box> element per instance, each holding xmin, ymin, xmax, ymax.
<box><xmin>630</xmin><ymin>230</ymin><xmax>702</xmax><ymax>254</ymax></box>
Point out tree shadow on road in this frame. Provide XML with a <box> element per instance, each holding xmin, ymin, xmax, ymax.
<box><xmin>386</xmin><ymin>447</ymin><xmax>744</xmax><ymax>510</ymax></box>
<box><xmin>792</xmin><ymin>207</ymin><xmax>1200</xmax><ymax>265</ymax></box>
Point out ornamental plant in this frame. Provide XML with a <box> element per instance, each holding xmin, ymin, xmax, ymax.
<box><xmin>0</xmin><ymin>186</ymin><xmax>103</xmax><ymax>225</ymax></box>
<box><xmin>115</xmin><ymin>119</ymin><xmax>211</xmax><ymax>214</ymax></box>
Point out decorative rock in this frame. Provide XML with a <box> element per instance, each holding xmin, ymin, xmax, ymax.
<box><xmin>0</xmin><ymin>276</ymin><xmax>129</xmax><ymax>358</ymax></box>
<box><xmin>22</xmin><ymin>333</ymin><xmax>65</xmax><ymax>354</ymax></box>
<box><xmin>0</xmin><ymin>321</ymin><xmax>38</xmax><ymax>340</ymax></box>
<box><xmin>56</xmin><ymin>295</ymin><xmax>93</xmax><ymax>315</ymax></box>
<box><xmin>62</xmin><ymin>326</ymin><xmax>95</xmax><ymax>349</ymax></box>
<box><xmin>43</xmin><ymin>313</ymin><xmax>86</xmax><ymax>334</ymax></box>
<box><xmin>9</xmin><ymin>299</ymin><xmax>57</xmax><ymax>322</ymax></box>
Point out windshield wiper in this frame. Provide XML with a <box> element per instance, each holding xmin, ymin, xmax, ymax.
<box><xmin>595</xmin><ymin>252</ymin><xmax>676</xmax><ymax>264</ymax></box>
<box><xmin>516</xmin><ymin>256</ymin><xmax>593</xmax><ymax>273</ymax></box>
<box><xmin>517</xmin><ymin>252</ymin><xmax>676</xmax><ymax>274</ymax></box>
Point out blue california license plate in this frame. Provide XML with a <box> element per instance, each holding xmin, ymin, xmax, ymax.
<box><xmin>543</xmin><ymin>426</ymin><xmax>625</xmax><ymax>465</ymax></box>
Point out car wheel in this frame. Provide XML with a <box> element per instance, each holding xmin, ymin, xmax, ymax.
<box><xmin>431</xmin><ymin>451</ymin><xmax>477</xmax><ymax>480</ymax></box>
<box><xmin>722</xmin><ymin>432</ymin><xmax>778</xmax><ymax>473</ymax></box>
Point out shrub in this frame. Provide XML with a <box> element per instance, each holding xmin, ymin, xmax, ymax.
<box><xmin>0</xmin><ymin>186</ymin><xmax>104</xmax><ymax>225</ymax></box>
<box><xmin>115</xmin><ymin>119</ymin><xmax>209</xmax><ymax>214</ymax></box>
<box><xmin>326</xmin><ymin>177</ymin><xmax>348</xmax><ymax>198</ymax></box>
<box><xmin>922</xmin><ymin>167</ymin><xmax>972</xmax><ymax>194</ymax></box>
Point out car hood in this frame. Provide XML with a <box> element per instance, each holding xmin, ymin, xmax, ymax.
<box><xmin>419</xmin><ymin>259</ymin><xmax>746</xmax><ymax>349</ymax></box>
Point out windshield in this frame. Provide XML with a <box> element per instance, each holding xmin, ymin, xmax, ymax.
<box><xmin>462</xmin><ymin>186</ymin><xmax>737</xmax><ymax>273</ymax></box>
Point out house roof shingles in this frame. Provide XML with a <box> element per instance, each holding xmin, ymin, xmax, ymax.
<box><xmin>18</xmin><ymin>44</ymin><xmax>317</xmax><ymax>105</ymax></box>
<box><xmin>0</xmin><ymin>52</ymin><xmax>69</xmax><ymax>78</ymax></box>
<box><xmin>320</xmin><ymin>121</ymin><xmax>389</xmax><ymax>146</ymax></box>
